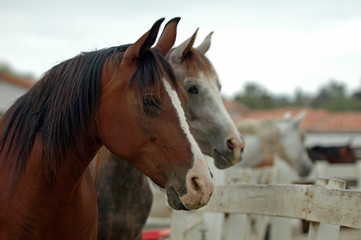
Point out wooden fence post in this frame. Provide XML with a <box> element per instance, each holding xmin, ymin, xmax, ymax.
<box><xmin>356</xmin><ymin>160</ymin><xmax>361</xmax><ymax>190</ymax></box>
<box><xmin>269</xmin><ymin>158</ymin><xmax>296</xmax><ymax>240</ymax></box>
<box><xmin>307</xmin><ymin>178</ymin><xmax>346</xmax><ymax>240</ymax></box>
<box><xmin>221</xmin><ymin>168</ymin><xmax>253</xmax><ymax>240</ymax></box>
<box><xmin>221</xmin><ymin>167</ymin><xmax>275</xmax><ymax>240</ymax></box>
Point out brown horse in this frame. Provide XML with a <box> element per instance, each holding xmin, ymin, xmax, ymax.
<box><xmin>307</xmin><ymin>145</ymin><xmax>357</xmax><ymax>163</ymax></box>
<box><xmin>93</xmin><ymin>30</ymin><xmax>245</xmax><ymax>240</ymax></box>
<box><xmin>0</xmin><ymin>18</ymin><xmax>213</xmax><ymax>240</ymax></box>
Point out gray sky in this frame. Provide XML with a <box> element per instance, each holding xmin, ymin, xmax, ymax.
<box><xmin>1</xmin><ymin>0</ymin><xmax>361</xmax><ymax>97</ymax></box>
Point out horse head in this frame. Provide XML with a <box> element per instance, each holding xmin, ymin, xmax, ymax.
<box><xmin>278</xmin><ymin>110</ymin><xmax>313</xmax><ymax>177</ymax></box>
<box><xmin>166</xmin><ymin>29</ymin><xmax>245</xmax><ymax>169</ymax></box>
<box><xmin>97</xmin><ymin>18</ymin><xmax>213</xmax><ymax>210</ymax></box>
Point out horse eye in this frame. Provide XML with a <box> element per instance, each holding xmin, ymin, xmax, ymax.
<box><xmin>142</xmin><ymin>96</ymin><xmax>161</xmax><ymax>113</ymax></box>
<box><xmin>187</xmin><ymin>85</ymin><xmax>199</xmax><ymax>94</ymax></box>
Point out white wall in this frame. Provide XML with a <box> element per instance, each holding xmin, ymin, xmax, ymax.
<box><xmin>0</xmin><ymin>80</ymin><xmax>28</xmax><ymax>112</ymax></box>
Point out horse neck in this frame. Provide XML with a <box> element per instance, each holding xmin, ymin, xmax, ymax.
<box><xmin>274</xmin><ymin>120</ymin><xmax>300</xmax><ymax>166</ymax></box>
<box><xmin>236</xmin><ymin>133</ymin><xmax>265</xmax><ymax>168</ymax></box>
<box><xmin>91</xmin><ymin>146</ymin><xmax>112</xmax><ymax>180</ymax></box>
<box><xmin>51</xmin><ymin>135</ymin><xmax>102</xmax><ymax>186</ymax></box>
<box><xmin>1</xmin><ymin>114</ymin><xmax>102</xmax><ymax>189</ymax></box>
<box><xmin>92</xmin><ymin>148</ymin><xmax>147</xmax><ymax>189</ymax></box>
<box><xmin>239</xmin><ymin>120</ymin><xmax>281</xmax><ymax>158</ymax></box>
<box><xmin>273</xmin><ymin>121</ymin><xmax>291</xmax><ymax>160</ymax></box>
<box><xmin>253</xmin><ymin>122</ymin><xmax>284</xmax><ymax>168</ymax></box>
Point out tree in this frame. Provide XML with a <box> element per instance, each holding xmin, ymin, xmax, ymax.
<box><xmin>312</xmin><ymin>79</ymin><xmax>361</xmax><ymax>111</ymax></box>
<box><xmin>233</xmin><ymin>79</ymin><xmax>361</xmax><ymax>111</ymax></box>
<box><xmin>235</xmin><ymin>82</ymin><xmax>274</xmax><ymax>109</ymax></box>
<box><xmin>291</xmin><ymin>88</ymin><xmax>312</xmax><ymax>107</ymax></box>
<box><xmin>0</xmin><ymin>63</ymin><xmax>12</xmax><ymax>74</ymax></box>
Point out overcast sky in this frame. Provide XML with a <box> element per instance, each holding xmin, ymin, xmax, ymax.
<box><xmin>1</xmin><ymin>0</ymin><xmax>361</xmax><ymax>97</ymax></box>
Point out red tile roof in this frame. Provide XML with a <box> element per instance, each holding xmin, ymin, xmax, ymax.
<box><xmin>224</xmin><ymin>101</ymin><xmax>361</xmax><ymax>133</ymax></box>
<box><xmin>0</xmin><ymin>73</ymin><xmax>35</xmax><ymax>89</ymax></box>
<box><xmin>223</xmin><ymin>100</ymin><xmax>249</xmax><ymax>121</ymax></box>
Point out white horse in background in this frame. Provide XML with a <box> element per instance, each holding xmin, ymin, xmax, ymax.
<box><xmin>219</xmin><ymin>110</ymin><xmax>313</xmax><ymax>240</ymax></box>
<box><xmin>234</xmin><ymin>109</ymin><xmax>313</xmax><ymax>179</ymax></box>
<box><xmin>169</xmin><ymin>110</ymin><xmax>313</xmax><ymax>240</ymax></box>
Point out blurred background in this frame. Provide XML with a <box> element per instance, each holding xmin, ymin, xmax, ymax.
<box><xmin>1</xmin><ymin>0</ymin><xmax>361</xmax><ymax>100</ymax></box>
<box><xmin>2</xmin><ymin>2</ymin><xmax>361</xmax><ymax>238</ymax></box>
<box><xmin>1</xmin><ymin>0</ymin><xmax>361</xmax><ymax>150</ymax></box>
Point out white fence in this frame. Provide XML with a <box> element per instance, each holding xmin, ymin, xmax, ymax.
<box><xmin>170</xmin><ymin>160</ymin><xmax>361</xmax><ymax>240</ymax></box>
<box><xmin>171</xmin><ymin>178</ymin><xmax>361</xmax><ymax>240</ymax></box>
<box><xmin>206</xmin><ymin>178</ymin><xmax>361</xmax><ymax>240</ymax></box>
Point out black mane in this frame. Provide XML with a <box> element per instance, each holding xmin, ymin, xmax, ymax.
<box><xmin>0</xmin><ymin>45</ymin><xmax>178</xmax><ymax>183</ymax></box>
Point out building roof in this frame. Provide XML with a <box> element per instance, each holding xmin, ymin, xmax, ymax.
<box><xmin>0</xmin><ymin>73</ymin><xmax>35</xmax><ymax>89</ymax></box>
<box><xmin>223</xmin><ymin>100</ymin><xmax>249</xmax><ymax>121</ymax></box>
<box><xmin>224</xmin><ymin>101</ymin><xmax>361</xmax><ymax>133</ymax></box>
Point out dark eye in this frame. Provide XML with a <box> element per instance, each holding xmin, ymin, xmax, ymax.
<box><xmin>186</xmin><ymin>85</ymin><xmax>199</xmax><ymax>94</ymax></box>
<box><xmin>142</xmin><ymin>95</ymin><xmax>161</xmax><ymax>115</ymax></box>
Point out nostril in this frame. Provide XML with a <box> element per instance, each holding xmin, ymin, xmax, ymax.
<box><xmin>241</xmin><ymin>143</ymin><xmax>245</xmax><ymax>153</ymax></box>
<box><xmin>191</xmin><ymin>177</ymin><xmax>200</xmax><ymax>191</ymax></box>
<box><xmin>227</xmin><ymin>139</ymin><xmax>234</xmax><ymax>150</ymax></box>
<box><xmin>227</xmin><ymin>137</ymin><xmax>245</xmax><ymax>155</ymax></box>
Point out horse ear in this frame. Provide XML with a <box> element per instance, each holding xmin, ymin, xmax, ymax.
<box><xmin>122</xmin><ymin>18</ymin><xmax>164</xmax><ymax>66</ymax></box>
<box><xmin>168</xmin><ymin>28</ymin><xmax>198</xmax><ymax>63</ymax></box>
<box><xmin>154</xmin><ymin>17</ymin><xmax>181</xmax><ymax>56</ymax></box>
<box><xmin>293</xmin><ymin>109</ymin><xmax>307</xmax><ymax>126</ymax></box>
<box><xmin>196</xmin><ymin>31</ymin><xmax>213</xmax><ymax>54</ymax></box>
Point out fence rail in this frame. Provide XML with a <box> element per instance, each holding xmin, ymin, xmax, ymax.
<box><xmin>168</xmin><ymin>160</ymin><xmax>361</xmax><ymax>240</ymax></box>
<box><xmin>206</xmin><ymin>179</ymin><xmax>361</xmax><ymax>229</ymax></box>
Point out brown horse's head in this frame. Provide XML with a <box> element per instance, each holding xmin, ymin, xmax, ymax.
<box><xmin>96</xmin><ymin>18</ymin><xmax>213</xmax><ymax>210</ymax></box>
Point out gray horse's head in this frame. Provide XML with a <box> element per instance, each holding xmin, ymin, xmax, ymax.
<box><xmin>278</xmin><ymin>110</ymin><xmax>313</xmax><ymax>177</ymax></box>
<box><xmin>167</xmin><ymin>29</ymin><xmax>245</xmax><ymax>169</ymax></box>
<box><xmin>236</xmin><ymin>110</ymin><xmax>313</xmax><ymax>177</ymax></box>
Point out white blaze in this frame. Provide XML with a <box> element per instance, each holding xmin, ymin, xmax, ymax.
<box><xmin>162</xmin><ymin>78</ymin><xmax>203</xmax><ymax>160</ymax></box>
<box><xmin>163</xmin><ymin>78</ymin><xmax>213</xmax><ymax>209</ymax></box>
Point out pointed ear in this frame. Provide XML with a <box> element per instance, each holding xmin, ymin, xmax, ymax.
<box><xmin>292</xmin><ymin>109</ymin><xmax>307</xmax><ymax>126</ymax></box>
<box><xmin>154</xmin><ymin>17</ymin><xmax>180</xmax><ymax>56</ymax></box>
<box><xmin>168</xmin><ymin>28</ymin><xmax>198</xmax><ymax>63</ymax></box>
<box><xmin>196</xmin><ymin>31</ymin><xmax>213</xmax><ymax>54</ymax></box>
<box><xmin>121</xmin><ymin>18</ymin><xmax>164</xmax><ymax>66</ymax></box>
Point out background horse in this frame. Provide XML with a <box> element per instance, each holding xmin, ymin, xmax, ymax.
<box><xmin>93</xmin><ymin>29</ymin><xmax>245</xmax><ymax>240</ymax></box>
<box><xmin>307</xmin><ymin>145</ymin><xmax>357</xmax><ymax>164</ymax></box>
<box><xmin>185</xmin><ymin>111</ymin><xmax>314</xmax><ymax>240</ymax></box>
<box><xmin>219</xmin><ymin>110</ymin><xmax>313</xmax><ymax>240</ymax></box>
<box><xmin>0</xmin><ymin>18</ymin><xmax>214</xmax><ymax>239</ymax></box>
<box><xmin>234</xmin><ymin>110</ymin><xmax>313</xmax><ymax>178</ymax></box>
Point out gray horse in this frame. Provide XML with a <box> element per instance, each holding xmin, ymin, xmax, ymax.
<box><xmin>236</xmin><ymin>110</ymin><xmax>313</xmax><ymax>177</ymax></box>
<box><xmin>92</xmin><ymin>30</ymin><xmax>245</xmax><ymax>240</ymax></box>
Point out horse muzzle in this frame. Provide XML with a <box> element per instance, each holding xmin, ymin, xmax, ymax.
<box><xmin>165</xmin><ymin>163</ymin><xmax>214</xmax><ymax>210</ymax></box>
<box><xmin>213</xmin><ymin>135</ymin><xmax>245</xmax><ymax>169</ymax></box>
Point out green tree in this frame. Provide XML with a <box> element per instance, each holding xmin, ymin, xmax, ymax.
<box><xmin>292</xmin><ymin>88</ymin><xmax>312</xmax><ymax>107</ymax></box>
<box><xmin>235</xmin><ymin>82</ymin><xmax>274</xmax><ymax>109</ymax></box>
<box><xmin>312</xmin><ymin>79</ymin><xmax>361</xmax><ymax>111</ymax></box>
<box><xmin>0</xmin><ymin>63</ymin><xmax>12</xmax><ymax>74</ymax></box>
<box><xmin>233</xmin><ymin>79</ymin><xmax>361</xmax><ymax>111</ymax></box>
